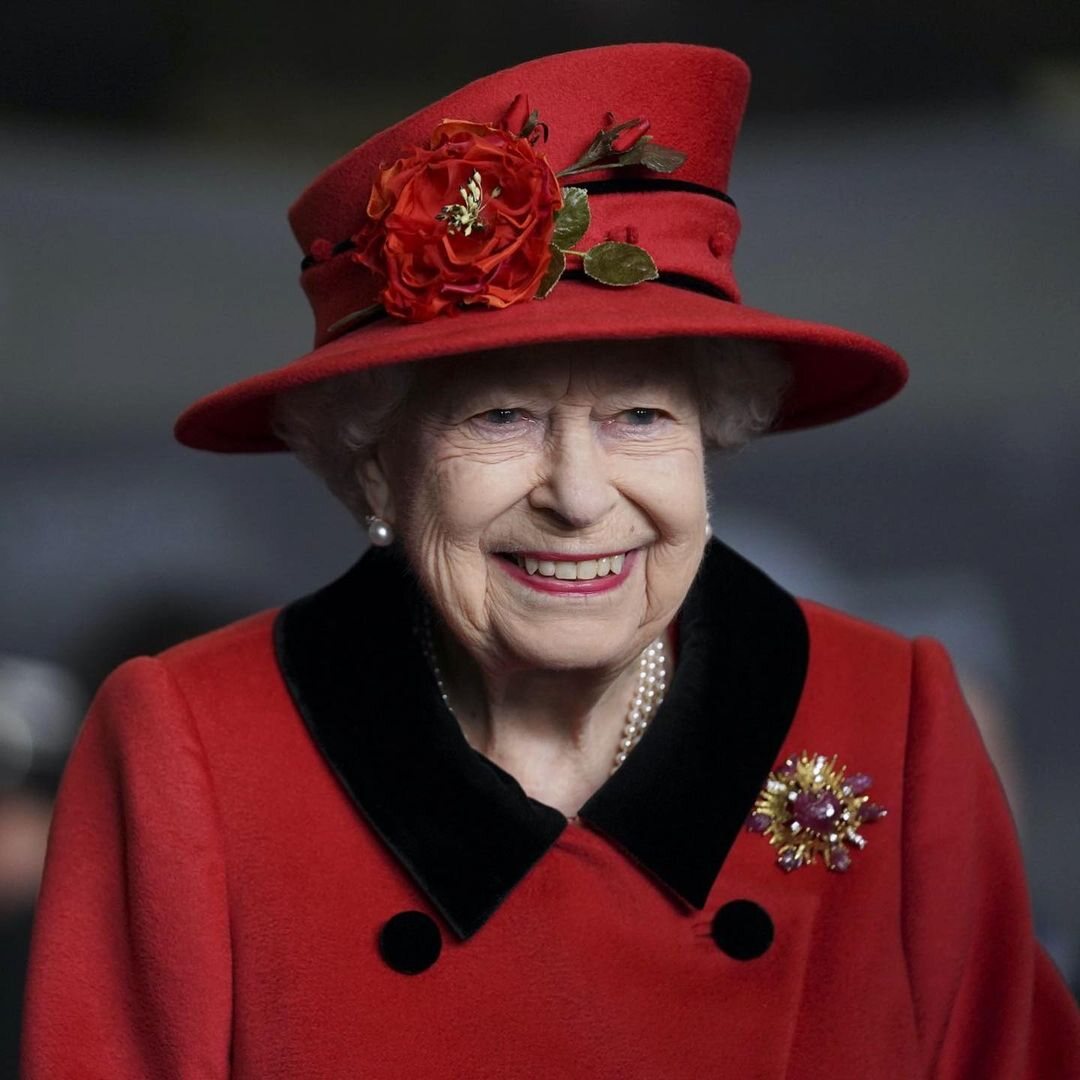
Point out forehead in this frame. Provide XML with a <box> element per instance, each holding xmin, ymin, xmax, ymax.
<box><xmin>417</xmin><ymin>339</ymin><xmax>699</xmax><ymax>400</ymax></box>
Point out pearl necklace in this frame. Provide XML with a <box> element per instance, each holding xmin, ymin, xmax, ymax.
<box><xmin>420</xmin><ymin>609</ymin><xmax>667</xmax><ymax>775</ymax></box>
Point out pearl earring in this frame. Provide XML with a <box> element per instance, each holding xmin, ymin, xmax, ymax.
<box><xmin>705</xmin><ymin>519</ymin><xmax>713</xmax><ymax>541</ymax></box>
<box><xmin>365</xmin><ymin>515</ymin><xmax>395</xmax><ymax>547</ymax></box>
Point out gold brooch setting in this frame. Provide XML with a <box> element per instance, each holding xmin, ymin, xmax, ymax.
<box><xmin>747</xmin><ymin>752</ymin><xmax>887</xmax><ymax>872</ymax></box>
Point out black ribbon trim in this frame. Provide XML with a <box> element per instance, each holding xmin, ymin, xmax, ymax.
<box><xmin>574</xmin><ymin>178</ymin><xmax>735</xmax><ymax>206</ymax></box>
<box><xmin>302</xmin><ymin>238</ymin><xmax>358</xmax><ymax>271</ymax></box>
<box><xmin>561</xmin><ymin>268</ymin><xmax>734</xmax><ymax>303</ymax></box>
<box><xmin>320</xmin><ymin>270</ymin><xmax>735</xmax><ymax>339</ymax></box>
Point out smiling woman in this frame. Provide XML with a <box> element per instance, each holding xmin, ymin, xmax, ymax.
<box><xmin>273</xmin><ymin>337</ymin><xmax>790</xmax><ymax>805</ymax></box>
<box><xmin>22</xmin><ymin>41</ymin><xmax>1079</xmax><ymax>1080</ymax></box>
<box><xmin>274</xmin><ymin>340</ymin><xmax>755</xmax><ymax>813</ymax></box>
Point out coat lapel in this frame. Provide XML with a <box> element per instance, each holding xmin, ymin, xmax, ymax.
<box><xmin>274</xmin><ymin>540</ymin><xmax>808</xmax><ymax>939</ymax></box>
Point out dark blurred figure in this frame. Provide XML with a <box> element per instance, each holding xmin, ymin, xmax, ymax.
<box><xmin>0</xmin><ymin>591</ymin><xmax>255</xmax><ymax>1074</ymax></box>
<box><xmin>0</xmin><ymin>656</ymin><xmax>83</xmax><ymax>1076</ymax></box>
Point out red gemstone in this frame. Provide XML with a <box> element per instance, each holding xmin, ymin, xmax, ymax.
<box><xmin>792</xmin><ymin>791</ymin><xmax>842</xmax><ymax>834</ymax></box>
<box><xmin>778</xmin><ymin>849</ymin><xmax>803</xmax><ymax>872</ymax></box>
<box><xmin>847</xmin><ymin>773</ymin><xmax>873</xmax><ymax>795</ymax></box>
<box><xmin>828</xmin><ymin>845</ymin><xmax>852</xmax><ymax>872</ymax></box>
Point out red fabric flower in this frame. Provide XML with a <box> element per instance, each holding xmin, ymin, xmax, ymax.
<box><xmin>501</xmin><ymin>94</ymin><xmax>531</xmax><ymax>137</ymax></box>
<box><xmin>351</xmin><ymin>121</ymin><xmax>563</xmax><ymax>322</ymax></box>
<box><xmin>611</xmin><ymin>118</ymin><xmax>651</xmax><ymax>153</ymax></box>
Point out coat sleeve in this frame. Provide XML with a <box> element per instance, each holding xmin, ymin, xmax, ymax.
<box><xmin>902</xmin><ymin>637</ymin><xmax>1080</xmax><ymax>1078</ymax></box>
<box><xmin>20</xmin><ymin>657</ymin><xmax>233</xmax><ymax>1079</ymax></box>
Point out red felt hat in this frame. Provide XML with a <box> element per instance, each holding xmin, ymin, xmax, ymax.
<box><xmin>175</xmin><ymin>42</ymin><xmax>907</xmax><ymax>453</ymax></box>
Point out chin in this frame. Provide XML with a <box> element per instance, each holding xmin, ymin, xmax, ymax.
<box><xmin>500</xmin><ymin>621</ymin><xmax>646</xmax><ymax>675</ymax></box>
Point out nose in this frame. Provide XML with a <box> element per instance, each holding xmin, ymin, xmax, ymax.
<box><xmin>527</xmin><ymin>417</ymin><xmax>617</xmax><ymax>530</ymax></box>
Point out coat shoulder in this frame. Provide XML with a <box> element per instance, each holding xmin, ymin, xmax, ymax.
<box><xmin>155</xmin><ymin>607</ymin><xmax>281</xmax><ymax>690</ymax></box>
<box><xmin>140</xmin><ymin>606</ymin><xmax>302</xmax><ymax>761</ymax></box>
<box><xmin>789</xmin><ymin>598</ymin><xmax>916</xmax><ymax>761</ymax></box>
<box><xmin>794</xmin><ymin>598</ymin><xmax>978</xmax><ymax>714</ymax></box>
<box><xmin>797</xmin><ymin>596</ymin><xmax>911</xmax><ymax>653</ymax></box>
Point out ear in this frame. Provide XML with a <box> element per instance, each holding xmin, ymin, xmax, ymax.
<box><xmin>356</xmin><ymin>450</ymin><xmax>397</xmax><ymax>523</ymax></box>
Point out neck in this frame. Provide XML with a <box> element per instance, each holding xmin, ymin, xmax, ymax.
<box><xmin>429</xmin><ymin>619</ymin><xmax>668</xmax><ymax>817</ymax></box>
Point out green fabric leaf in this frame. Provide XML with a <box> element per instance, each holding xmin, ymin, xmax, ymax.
<box><xmin>582</xmin><ymin>242</ymin><xmax>659</xmax><ymax>286</ymax></box>
<box><xmin>551</xmin><ymin>187</ymin><xmax>590</xmax><ymax>251</ymax></box>
<box><xmin>520</xmin><ymin>109</ymin><xmax>540</xmax><ymax>139</ymax></box>
<box><xmin>612</xmin><ymin>141</ymin><xmax>647</xmax><ymax>166</ymax></box>
<box><xmin>535</xmin><ymin>247</ymin><xmax>566</xmax><ymax>298</ymax></box>
<box><xmin>639</xmin><ymin>141</ymin><xmax>687</xmax><ymax>173</ymax></box>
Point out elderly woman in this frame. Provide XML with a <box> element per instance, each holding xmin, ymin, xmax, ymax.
<box><xmin>22</xmin><ymin>43</ymin><xmax>1079</xmax><ymax>1079</ymax></box>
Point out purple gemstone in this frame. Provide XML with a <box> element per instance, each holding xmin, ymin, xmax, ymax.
<box><xmin>747</xmin><ymin>812</ymin><xmax>772</xmax><ymax>834</ymax></box>
<box><xmin>860</xmin><ymin>801</ymin><xmax>887</xmax><ymax>822</ymax></box>
<box><xmin>777</xmin><ymin>757</ymin><xmax>798</xmax><ymax>777</ymax></box>
<box><xmin>778</xmin><ymin>849</ymin><xmax>803</xmax><ymax>873</ymax></box>
<box><xmin>828</xmin><ymin>845</ymin><xmax>852</xmax><ymax>872</ymax></box>
<box><xmin>791</xmin><ymin>790</ymin><xmax>842</xmax><ymax>834</ymax></box>
<box><xmin>846</xmin><ymin>773</ymin><xmax>873</xmax><ymax>795</ymax></box>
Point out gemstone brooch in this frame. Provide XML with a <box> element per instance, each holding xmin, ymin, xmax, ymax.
<box><xmin>747</xmin><ymin>752</ymin><xmax>887</xmax><ymax>873</ymax></box>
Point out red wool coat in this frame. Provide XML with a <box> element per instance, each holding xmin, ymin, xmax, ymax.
<box><xmin>22</xmin><ymin>542</ymin><xmax>1080</xmax><ymax>1078</ymax></box>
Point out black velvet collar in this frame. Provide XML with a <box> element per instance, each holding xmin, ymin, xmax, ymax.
<box><xmin>274</xmin><ymin>539</ymin><xmax>809</xmax><ymax>940</ymax></box>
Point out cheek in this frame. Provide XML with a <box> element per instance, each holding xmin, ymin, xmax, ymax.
<box><xmin>396</xmin><ymin>451</ymin><xmax>539</xmax><ymax>648</ymax></box>
<box><xmin>397</xmin><ymin>448</ymin><xmax>535</xmax><ymax>548</ymax></box>
<box><xmin>632</xmin><ymin>452</ymin><xmax>707</xmax><ymax>626</ymax></box>
<box><xmin>433</xmin><ymin>457</ymin><xmax>532</xmax><ymax>539</ymax></box>
<box><xmin>617</xmin><ymin>447</ymin><xmax>707</xmax><ymax>539</ymax></box>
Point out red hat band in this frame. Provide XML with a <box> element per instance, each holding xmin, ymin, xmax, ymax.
<box><xmin>300</xmin><ymin>186</ymin><xmax>743</xmax><ymax>349</ymax></box>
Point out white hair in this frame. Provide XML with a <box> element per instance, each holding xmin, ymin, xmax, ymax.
<box><xmin>271</xmin><ymin>337</ymin><xmax>791</xmax><ymax>522</ymax></box>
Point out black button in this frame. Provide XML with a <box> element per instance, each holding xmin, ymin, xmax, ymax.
<box><xmin>378</xmin><ymin>910</ymin><xmax>442</xmax><ymax>974</ymax></box>
<box><xmin>710</xmin><ymin>900</ymin><xmax>773</xmax><ymax>960</ymax></box>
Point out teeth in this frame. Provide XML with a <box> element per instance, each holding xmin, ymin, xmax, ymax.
<box><xmin>513</xmin><ymin>552</ymin><xmax>629</xmax><ymax>579</ymax></box>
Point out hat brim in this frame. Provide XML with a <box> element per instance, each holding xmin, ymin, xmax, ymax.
<box><xmin>174</xmin><ymin>279</ymin><xmax>907</xmax><ymax>452</ymax></box>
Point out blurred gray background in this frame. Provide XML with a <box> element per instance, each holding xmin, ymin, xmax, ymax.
<box><xmin>2</xmin><ymin>1</ymin><xmax>1079</xmax><ymax>1067</ymax></box>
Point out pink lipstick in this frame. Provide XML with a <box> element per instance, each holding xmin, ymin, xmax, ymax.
<box><xmin>492</xmin><ymin>549</ymin><xmax>638</xmax><ymax>595</ymax></box>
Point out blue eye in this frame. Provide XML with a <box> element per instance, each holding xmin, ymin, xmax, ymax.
<box><xmin>623</xmin><ymin>408</ymin><xmax>661</xmax><ymax>425</ymax></box>
<box><xmin>482</xmin><ymin>408</ymin><xmax>524</xmax><ymax>425</ymax></box>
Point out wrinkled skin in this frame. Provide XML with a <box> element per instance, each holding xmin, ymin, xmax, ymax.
<box><xmin>357</xmin><ymin>340</ymin><xmax>709</xmax><ymax>812</ymax></box>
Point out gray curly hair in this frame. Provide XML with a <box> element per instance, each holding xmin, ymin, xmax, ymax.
<box><xmin>271</xmin><ymin>337</ymin><xmax>790</xmax><ymax>523</ymax></box>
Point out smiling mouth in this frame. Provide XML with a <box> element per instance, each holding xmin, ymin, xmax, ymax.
<box><xmin>497</xmin><ymin>551</ymin><xmax>629</xmax><ymax>581</ymax></box>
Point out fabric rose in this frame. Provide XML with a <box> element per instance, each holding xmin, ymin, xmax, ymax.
<box><xmin>351</xmin><ymin>121</ymin><xmax>563</xmax><ymax>322</ymax></box>
<box><xmin>610</xmin><ymin>118</ymin><xmax>650</xmax><ymax>153</ymax></box>
<box><xmin>501</xmin><ymin>93</ymin><xmax>532</xmax><ymax>137</ymax></box>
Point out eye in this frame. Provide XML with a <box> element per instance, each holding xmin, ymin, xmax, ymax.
<box><xmin>466</xmin><ymin>407</ymin><xmax>536</xmax><ymax>437</ymax></box>
<box><xmin>481</xmin><ymin>408</ymin><xmax>525</xmax><ymax>425</ymax></box>
<box><xmin>620</xmin><ymin>407</ymin><xmax>663</xmax><ymax>426</ymax></box>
